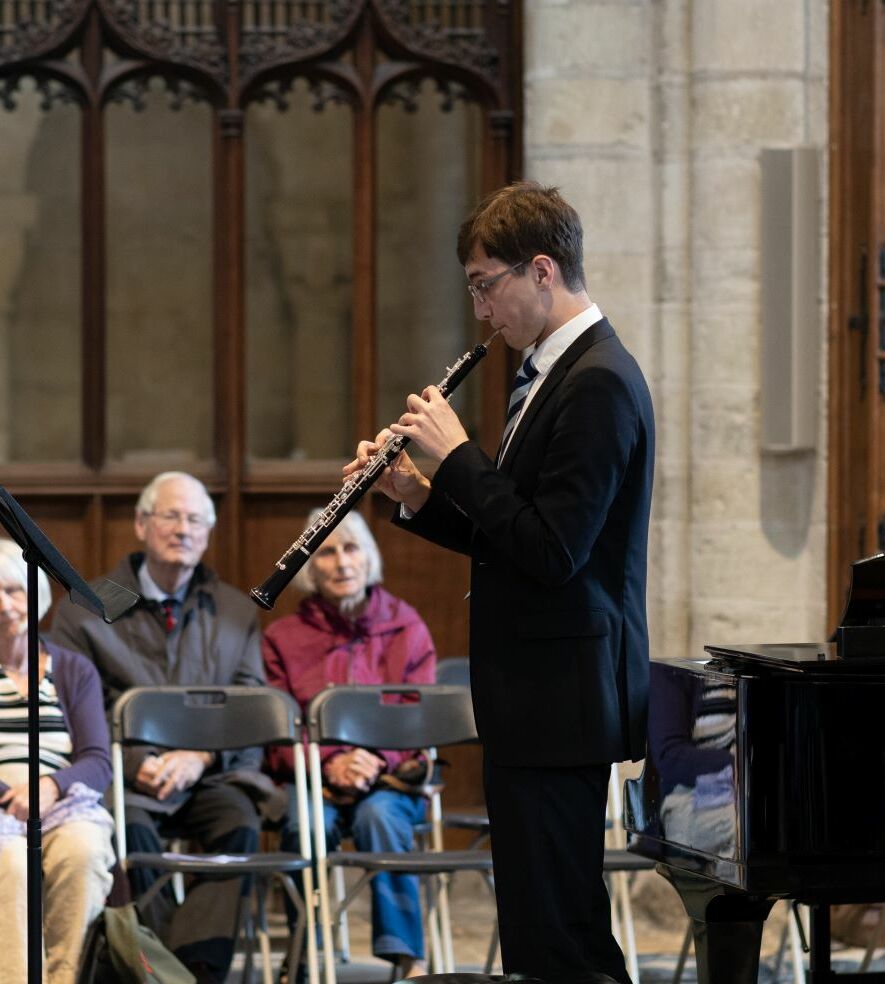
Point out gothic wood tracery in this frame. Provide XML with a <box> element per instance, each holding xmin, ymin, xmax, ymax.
<box><xmin>0</xmin><ymin>4</ymin><xmax>521</xmax><ymax>810</ymax></box>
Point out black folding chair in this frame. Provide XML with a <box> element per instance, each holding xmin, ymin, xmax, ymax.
<box><xmin>306</xmin><ymin>684</ymin><xmax>495</xmax><ymax>983</ymax></box>
<box><xmin>433</xmin><ymin>660</ymin><xmax>499</xmax><ymax>973</ymax></box>
<box><xmin>436</xmin><ymin>659</ymin><xmax>492</xmax><ymax>845</ymax></box>
<box><xmin>111</xmin><ymin>686</ymin><xmax>319</xmax><ymax>984</ymax></box>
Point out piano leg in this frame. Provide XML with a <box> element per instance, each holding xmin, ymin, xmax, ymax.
<box><xmin>808</xmin><ymin>904</ymin><xmax>832</xmax><ymax>981</ymax></box>
<box><xmin>690</xmin><ymin>915</ymin><xmax>768</xmax><ymax>984</ymax></box>
<box><xmin>658</xmin><ymin>866</ymin><xmax>775</xmax><ymax>984</ymax></box>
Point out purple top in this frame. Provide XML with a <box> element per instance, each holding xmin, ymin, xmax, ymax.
<box><xmin>41</xmin><ymin>639</ymin><xmax>112</xmax><ymax>795</ymax></box>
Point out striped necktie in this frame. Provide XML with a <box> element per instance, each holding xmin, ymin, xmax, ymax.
<box><xmin>499</xmin><ymin>353</ymin><xmax>539</xmax><ymax>461</ymax></box>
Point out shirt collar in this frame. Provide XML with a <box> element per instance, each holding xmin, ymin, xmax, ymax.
<box><xmin>529</xmin><ymin>303</ymin><xmax>604</xmax><ymax>376</ymax></box>
<box><xmin>137</xmin><ymin>561</ymin><xmax>188</xmax><ymax>604</ymax></box>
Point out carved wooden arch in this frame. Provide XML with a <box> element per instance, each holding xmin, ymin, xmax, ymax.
<box><xmin>0</xmin><ymin>0</ymin><xmax>517</xmax><ymax>814</ymax></box>
<box><xmin>0</xmin><ymin>0</ymin><xmax>522</xmax><ymax>606</ymax></box>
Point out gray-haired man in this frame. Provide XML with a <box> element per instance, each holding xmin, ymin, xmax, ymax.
<box><xmin>51</xmin><ymin>471</ymin><xmax>265</xmax><ymax>984</ymax></box>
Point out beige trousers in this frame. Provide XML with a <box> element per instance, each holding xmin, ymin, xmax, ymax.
<box><xmin>0</xmin><ymin>820</ymin><xmax>115</xmax><ymax>984</ymax></box>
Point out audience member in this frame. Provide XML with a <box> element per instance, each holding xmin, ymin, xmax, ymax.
<box><xmin>0</xmin><ymin>539</ymin><xmax>114</xmax><ymax>984</ymax></box>
<box><xmin>263</xmin><ymin>510</ymin><xmax>436</xmax><ymax>981</ymax></box>
<box><xmin>51</xmin><ymin>471</ymin><xmax>265</xmax><ymax>984</ymax></box>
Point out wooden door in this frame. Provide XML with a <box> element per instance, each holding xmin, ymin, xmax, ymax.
<box><xmin>828</xmin><ymin>0</ymin><xmax>885</xmax><ymax>627</ymax></box>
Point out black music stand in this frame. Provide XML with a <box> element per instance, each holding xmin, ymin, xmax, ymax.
<box><xmin>0</xmin><ymin>487</ymin><xmax>138</xmax><ymax>984</ymax></box>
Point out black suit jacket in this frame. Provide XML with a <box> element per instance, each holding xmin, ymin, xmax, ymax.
<box><xmin>399</xmin><ymin>317</ymin><xmax>654</xmax><ymax>768</ymax></box>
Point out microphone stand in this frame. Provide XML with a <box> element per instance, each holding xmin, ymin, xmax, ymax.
<box><xmin>0</xmin><ymin>488</ymin><xmax>138</xmax><ymax>984</ymax></box>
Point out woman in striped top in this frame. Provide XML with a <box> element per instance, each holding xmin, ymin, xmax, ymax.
<box><xmin>0</xmin><ymin>539</ymin><xmax>115</xmax><ymax>984</ymax></box>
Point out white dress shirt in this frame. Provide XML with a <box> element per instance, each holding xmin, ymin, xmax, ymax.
<box><xmin>498</xmin><ymin>302</ymin><xmax>603</xmax><ymax>464</ymax></box>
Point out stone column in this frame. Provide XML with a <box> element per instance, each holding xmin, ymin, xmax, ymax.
<box><xmin>687</xmin><ymin>0</ymin><xmax>828</xmax><ymax>652</ymax></box>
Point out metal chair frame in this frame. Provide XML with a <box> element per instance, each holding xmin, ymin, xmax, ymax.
<box><xmin>111</xmin><ymin>685</ymin><xmax>319</xmax><ymax>984</ymax></box>
<box><xmin>306</xmin><ymin>684</ymin><xmax>494</xmax><ymax>984</ymax></box>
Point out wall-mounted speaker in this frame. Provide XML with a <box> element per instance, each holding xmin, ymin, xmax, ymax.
<box><xmin>760</xmin><ymin>146</ymin><xmax>821</xmax><ymax>452</ymax></box>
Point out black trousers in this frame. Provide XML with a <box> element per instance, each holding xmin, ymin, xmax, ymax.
<box><xmin>127</xmin><ymin>780</ymin><xmax>261</xmax><ymax>982</ymax></box>
<box><xmin>483</xmin><ymin>758</ymin><xmax>631</xmax><ymax>984</ymax></box>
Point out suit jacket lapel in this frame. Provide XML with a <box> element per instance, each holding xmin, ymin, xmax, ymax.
<box><xmin>497</xmin><ymin>318</ymin><xmax>615</xmax><ymax>471</ymax></box>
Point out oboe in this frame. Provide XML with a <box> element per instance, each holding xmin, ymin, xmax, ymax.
<box><xmin>250</xmin><ymin>329</ymin><xmax>501</xmax><ymax>610</ymax></box>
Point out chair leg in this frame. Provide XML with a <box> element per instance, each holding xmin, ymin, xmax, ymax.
<box><xmin>613</xmin><ymin>870</ymin><xmax>640</xmax><ymax>984</ymax></box>
<box><xmin>168</xmin><ymin>839</ymin><xmax>187</xmax><ymax>904</ymax></box>
<box><xmin>239</xmin><ymin>893</ymin><xmax>256</xmax><ymax>984</ymax></box>
<box><xmin>332</xmin><ymin>865</ymin><xmax>350</xmax><ymax>963</ymax></box>
<box><xmin>314</xmin><ymin>856</ymin><xmax>337</xmax><ymax>984</ymax></box>
<box><xmin>133</xmin><ymin>870</ymin><xmax>176</xmax><ymax>911</ymax></box>
<box><xmin>607</xmin><ymin>873</ymin><xmax>624</xmax><ymax>949</ymax></box>
<box><xmin>277</xmin><ymin>874</ymin><xmax>310</xmax><ymax>984</ymax></box>
<box><xmin>672</xmin><ymin>922</ymin><xmax>692</xmax><ymax>984</ymax></box>
<box><xmin>788</xmin><ymin>902</ymin><xmax>807</xmax><ymax>984</ymax></box>
<box><xmin>421</xmin><ymin>882</ymin><xmax>442</xmax><ymax>974</ymax></box>
<box><xmin>423</xmin><ymin>876</ymin><xmax>444</xmax><ymax>974</ymax></box>
<box><xmin>772</xmin><ymin>915</ymin><xmax>788</xmax><ymax>983</ymax></box>
<box><xmin>481</xmin><ymin>874</ymin><xmax>499</xmax><ymax>975</ymax></box>
<box><xmin>253</xmin><ymin>878</ymin><xmax>273</xmax><ymax>984</ymax></box>
<box><xmin>859</xmin><ymin>904</ymin><xmax>885</xmax><ymax>973</ymax></box>
<box><xmin>436</xmin><ymin>873</ymin><xmax>456</xmax><ymax>972</ymax></box>
<box><xmin>483</xmin><ymin>919</ymin><xmax>500</xmax><ymax>975</ymax></box>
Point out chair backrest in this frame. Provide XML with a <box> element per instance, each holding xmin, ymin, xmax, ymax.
<box><xmin>112</xmin><ymin>686</ymin><xmax>301</xmax><ymax>751</ymax></box>
<box><xmin>436</xmin><ymin>657</ymin><xmax>470</xmax><ymax>688</ymax></box>
<box><xmin>307</xmin><ymin>684</ymin><xmax>476</xmax><ymax>750</ymax></box>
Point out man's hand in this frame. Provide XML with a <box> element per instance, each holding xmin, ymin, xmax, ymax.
<box><xmin>135</xmin><ymin>750</ymin><xmax>212</xmax><ymax>801</ymax></box>
<box><xmin>343</xmin><ymin>429</ymin><xmax>432</xmax><ymax>513</ymax></box>
<box><xmin>390</xmin><ymin>386</ymin><xmax>470</xmax><ymax>463</ymax></box>
<box><xmin>0</xmin><ymin>776</ymin><xmax>60</xmax><ymax>821</ymax></box>
<box><xmin>324</xmin><ymin>748</ymin><xmax>386</xmax><ymax>795</ymax></box>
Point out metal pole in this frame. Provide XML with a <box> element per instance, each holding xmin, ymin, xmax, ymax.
<box><xmin>26</xmin><ymin>557</ymin><xmax>42</xmax><ymax>983</ymax></box>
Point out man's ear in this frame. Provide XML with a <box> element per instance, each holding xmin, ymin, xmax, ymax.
<box><xmin>134</xmin><ymin>514</ymin><xmax>148</xmax><ymax>545</ymax></box>
<box><xmin>531</xmin><ymin>254</ymin><xmax>556</xmax><ymax>288</ymax></box>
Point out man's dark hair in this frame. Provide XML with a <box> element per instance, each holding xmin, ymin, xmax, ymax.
<box><xmin>457</xmin><ymin>180</ymin><xmax>586</xmax><ymax>292</ymax></box>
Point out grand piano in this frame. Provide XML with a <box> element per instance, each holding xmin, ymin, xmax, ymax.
<box><xmin>624</xmin><ymin>554</ymin><xmax>885</xmax><ymax>983</ymax></box>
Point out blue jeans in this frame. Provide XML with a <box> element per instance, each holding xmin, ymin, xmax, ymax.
<box><xmin>281</xmin><ymin>784</ymin><xmax>426</xmax><ymax>962</ymax></box>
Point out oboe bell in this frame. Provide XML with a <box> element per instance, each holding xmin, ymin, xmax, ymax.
<box><xmin>251</xmin><ymin>560</ymin><xmax>304</xmax><ymax>611</ymax></box>
<box><xmin>250</xmin><ymin>329</ymin><xmax>500</xmax><ymax>611</ymax></box>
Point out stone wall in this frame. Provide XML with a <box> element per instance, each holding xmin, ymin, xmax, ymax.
<box><xmin>525</xmin><ymin>0</ymin><xmax>829</xmax><ymax>657</ymax></box>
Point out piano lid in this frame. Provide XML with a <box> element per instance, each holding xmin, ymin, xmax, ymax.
<box><xmin>705</xmin><ymin>554</ymin><xmax>885</xmax><ymax>669</ymax></box>
<box><xmin>835</xmin><ymin>551</ymin><xmax>885</xmax><ymax>628</ymax></box>
<box><xmin>702</xmin><ymin>642</ymin><xmax>885</xmax><ymax>672</ymax></box>
<box><xmin>831</xmin><ymin>552</ymin><xmax>885</xmax><ymax>658</ymax></box>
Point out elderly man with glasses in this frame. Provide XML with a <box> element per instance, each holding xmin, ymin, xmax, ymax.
<box><xmin>51</xmin><ymin>471</ymin><xmax>265</xmax><ymax>984</ymax></box>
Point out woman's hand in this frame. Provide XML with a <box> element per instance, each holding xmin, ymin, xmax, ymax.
<box><xmin>324</xmin><ymin>748</ymin><xmax>386</xmax><ymax>794</ymax></box>
<box><xmin>0</xmin><ymin>775</ymin><xmax>60</xmax><ymax>820</ymax></box>
<box><xmin>343</xmin><ymin>429</ymin><xmax>431</xmax><ymax>513</ymax></box>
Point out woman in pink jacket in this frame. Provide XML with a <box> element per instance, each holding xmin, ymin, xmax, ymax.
<box><xmin>262</xmin><ymin>510</ymin><xmax>436</xmax><ymax>981</ymax></box>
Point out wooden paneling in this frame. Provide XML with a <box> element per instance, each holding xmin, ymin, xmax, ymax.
<box><xmin>0</xmin><ymin>0</ymin><xmax>523</xmax><ymax>808</ymax></box>
<box><xmin>828</xmin><ymin>0</ymin><xmax>885</xmax><ymax>626</ymax></box>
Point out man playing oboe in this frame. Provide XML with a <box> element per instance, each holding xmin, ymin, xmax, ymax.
<box><xmin>346</xmin><ymin>181</ymin><xmax>654</xmax><ymax>984</ymax></box>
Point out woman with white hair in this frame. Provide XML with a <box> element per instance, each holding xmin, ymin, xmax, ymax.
<box><xmin>0</xmin><ymin>538</ymin><xmax>115</xmax><ymax>984</ymax></box>
<box><xmin>262</xmin><ymin>510</ymin><xmax>436</xmax><ymax>981</ymax></box>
